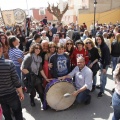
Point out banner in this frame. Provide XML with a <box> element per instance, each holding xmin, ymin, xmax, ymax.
<box><xmin>14</xmin><ymin>8</ymin><xmax>26</xmax><ymax>24</ymax></box>
<box><xmin>2</xmin><ymin>10</ymin><xmax>15</xmax><ymax>26</ymax></box>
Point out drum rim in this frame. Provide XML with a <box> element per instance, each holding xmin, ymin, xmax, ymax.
<box><xmin>45</xmin><ymin>79</ymin><xmax>76</xmax><ymax>111</ymax></box>
<box><xmin>45</xmin><ymin>79</ymin><xmax>74</xmax><ymax>93</ymax></box>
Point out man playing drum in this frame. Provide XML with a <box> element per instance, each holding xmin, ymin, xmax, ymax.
<box><xmin>59</xmin><ymin>56</ymin><xmax>93</xmax><ymax>105</ymax></box>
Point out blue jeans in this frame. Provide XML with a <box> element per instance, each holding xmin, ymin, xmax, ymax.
<box><xmin>0</xmin><ymin>92</ymin><xmax>23</xmax><ymax>120</ymax></box>
<box><xmin>16</xmin><ymin>66</ymin><xmax>21</xmax><ymax>79</ymax></box>
<box><xmin>76</xmin><ymin>89</ymin><xmax>90</xmax><ymax>103</ymax></box>
<box><xmin>93</xmin><ymin>75</ymin><xmax>97</xmax><ymax>86</ymax></box>
<box><xmin>112</xmin><ymin>92</ymin><xmax>120</xmax><ymax>120</ymax></box>
<box><xmin>100</xmin><ymin>64</ymin><xmax>108</xmax><ymax>93</ymax></box>
<box><xmin>112</xmin><ymin>56</ymin><xmax>119</xmax><ymax>71</ymax></box>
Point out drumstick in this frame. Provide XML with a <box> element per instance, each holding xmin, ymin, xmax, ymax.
<box><xmin>63</xmin><ymin>93</ymin><xmax>72</xmax><ymax>98</ymax></box>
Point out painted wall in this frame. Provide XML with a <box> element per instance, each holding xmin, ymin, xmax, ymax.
<box><xmin>32</xmin><ymin>9</ymin><xmax>53</xmax><ymax>21</ymax></box>
<box><xmin>78</xmin><ymin>8</ymin><xmax>120</xmax><ymax>29</ymax></box>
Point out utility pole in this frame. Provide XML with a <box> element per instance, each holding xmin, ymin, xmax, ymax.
<box><xmin>94</xmin><ymin>0</ymin><xmax>97</xmax><ymax>38</ymax></box>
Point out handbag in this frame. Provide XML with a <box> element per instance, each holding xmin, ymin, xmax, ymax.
<box><xmin>91</xmin><ymin>62</ymin><xmax>100</xmax><ymax>76</ymax></box>
<box><xmin>23</xmin><ymin>72</ymin><xmax>42</xmax><ymax>93</ymax></box>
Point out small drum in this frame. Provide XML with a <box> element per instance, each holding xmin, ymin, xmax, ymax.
<box><xmin>45</xmin><ymin>78</ymin><xmax>76</xmax><ymax>111</ymax></box>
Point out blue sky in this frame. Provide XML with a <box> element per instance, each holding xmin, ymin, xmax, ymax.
<box><xmin>0</xmin><ymin>0</ymin><xmax>65</xmax><ymax>10</ymax></box>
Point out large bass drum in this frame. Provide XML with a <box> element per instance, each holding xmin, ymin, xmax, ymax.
<box><xmin>45</xmin><ymin>78</ymin><xmax>76</xmax><ymax>111</ymax></box>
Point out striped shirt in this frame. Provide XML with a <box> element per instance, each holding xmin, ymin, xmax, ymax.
<box><xmin>9</xmin><ymin>48</ymin><xmax>24</xmax><ymax>66</ymax></box>
<box><xmin>0</xmin><ymin>58</ymin><xmax>21</xmax><ymax>96</ymax></box>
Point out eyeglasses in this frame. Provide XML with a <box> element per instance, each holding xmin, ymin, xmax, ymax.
<box><xmin>66</xmin><ymin>43</ymin><xmax>72</xmax><ymax>45</ymax></box>
<box><xmin>35</xmin><ymin>47</ymin><xmax>40</xmax><ymax>50</ymax></box>
<box><xmin>86</xmin><ymin>42</ymin><xmax>91</xmax><ymax>44</ymax></box>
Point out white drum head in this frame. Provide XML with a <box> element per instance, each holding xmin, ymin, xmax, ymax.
<box><xmin>46</xmin><ymin>81</ymin><xmax>76</xmax><ymax>111</ymax></box>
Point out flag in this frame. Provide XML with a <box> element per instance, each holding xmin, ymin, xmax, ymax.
<box><xmin>2</xmin><ymin>10</ymin><xmax>15</xmax><ymax>26</ymax></box>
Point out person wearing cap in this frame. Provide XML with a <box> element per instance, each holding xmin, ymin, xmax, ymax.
<box><xmin>0</xmin><ymin>42</ymin><xmax>24</xmax><ymax>120</ymax></box>
<box><xmin>59</xmin><ymin>56</ymin><xmax>93</xmax><ymax>105</ymax></box>
<box><xmin>72</xmin><ymin>40</ymin><xmax>89</xmax><ymax>66</ymax></box>
<box><xmin>41</xmin><ymin>30</ymin><xmax>49</xmax><ymax>42</ymax></box>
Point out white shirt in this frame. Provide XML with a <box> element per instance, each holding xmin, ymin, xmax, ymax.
<box><xmin>59</xmin><ymin>38</ymin><xmax>67</xmax><ymax>45</ymax></box>
<box><xmin>41</xmin><ymin>36</ymin><xmax>49</xmax><ymax>42</ymax></box>
<box><xmin>69</xmin><ymin>66</ymin><xmax>93</xmax><ymax>90</ymax></box>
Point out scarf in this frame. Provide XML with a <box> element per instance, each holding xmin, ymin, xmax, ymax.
<box><xmin>31</xmin><ymin>53</ymin><xmax>42</xmax><ymax>75</ymax></box>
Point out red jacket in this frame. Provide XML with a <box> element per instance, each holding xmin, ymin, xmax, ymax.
<box><xmin>72</xmin><ymin>48</ymin><xmax>89</xmax><ymax>66</ymax></box>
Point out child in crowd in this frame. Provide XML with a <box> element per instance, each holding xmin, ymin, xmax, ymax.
<box><xmin>72</xmin><ymin>40</ymin><xmax>89</xmax><ymax>66</ymax></box>
<box><xmin>49</xmin><ymin>43</ymin><xmax>71</xmax><ymax>78</ymax></box>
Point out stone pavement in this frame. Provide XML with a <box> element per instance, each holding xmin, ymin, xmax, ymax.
<box><xmin>2</xmin><ymin>67</ymin><xmax>114</xmax><ymax>120</ymax></box>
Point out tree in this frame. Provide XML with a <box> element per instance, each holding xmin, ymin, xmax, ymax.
<box><xmin>47</xmin><ymin>3</ymin><xmax>68</xmax><ymax>22</ymax></box>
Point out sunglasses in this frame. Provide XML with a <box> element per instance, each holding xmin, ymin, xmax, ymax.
<box><xmin>66</xmin><ymin>43</ymin><xmax>72</xmax><ymax>45</ymax></box>
<box><xmin>49</xmin><ymin>46</ymin><xmax>56</xmax><ymax>48</ymax></box>
<box><xmin>86</xmin><ymin>42</ymin><xmax>91</xmax><ymax>44</ymax></box>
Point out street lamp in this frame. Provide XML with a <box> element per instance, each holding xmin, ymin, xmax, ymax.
<box><xmin>94</xmin><ymin>0</ymin><xmax>97</xmax><ymax>37</ymax></box>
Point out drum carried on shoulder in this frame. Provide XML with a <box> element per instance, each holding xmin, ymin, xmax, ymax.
<box><xmin>45</xmin><ymin>78</ymin><xmax>76</xmax><ymax>111</ymax></box>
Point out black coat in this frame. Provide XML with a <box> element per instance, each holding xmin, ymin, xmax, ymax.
<box><xmin>100</xmin><ymin>43</ymin><xmax>110</xmax><ymax>69</ymax></box>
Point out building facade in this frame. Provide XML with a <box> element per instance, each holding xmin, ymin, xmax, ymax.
<box><xmin>78</xmin><ymin>0</ymin><xmax>120</xmax><ymax>28</ymax></box>
<box><xmin>61</xmin><ymin>0</ymin><xmax>120</xmax><ymax>26</ymax></box>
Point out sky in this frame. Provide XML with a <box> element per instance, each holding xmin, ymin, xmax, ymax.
<box><xmin>0</xmin><ymin>0</ymin><xmax>67</xmax><ymax>10</ymax></box>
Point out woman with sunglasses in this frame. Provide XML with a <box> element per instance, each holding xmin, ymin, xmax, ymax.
<box><xmin>0</xmin><ymin>34</ymin><xmax>9</xmax><ymax>59</ymax></box>
<box><xmin>84</xmin><ymin>38</ymin><xmax>100</xmax><ymax>92</ymax></box>
<box><xmin>21</xmin><ymin>43</ymin><xmax>49</xmax><ymax>108</ymax></box>
<box><xmin>43</xmin><ymin>42</ymin><xmax>56</xmax><ymax>87</ymax></box>
<box><xmin>65</xmin><ymin>39</ymin><xmax>75</xmax><ymax>70</ymax></box>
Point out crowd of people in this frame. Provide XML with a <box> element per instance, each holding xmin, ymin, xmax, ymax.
<box><xmin>0</xmin><ymin>18</ymin><xmax>120</xmax><ymax>120</ymax></box>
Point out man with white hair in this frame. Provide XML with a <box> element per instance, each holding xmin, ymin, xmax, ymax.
<box><xmin>66</xmin><ymin>25</ymin><xmax>74</xmax><ymax>39</ymax></box>
<box><xmin>59</xmin><ymin>56</ymin><xmax>93</xmax><ymax>105</ymax></box>
<box><xmin>52</xmin><ymin>34</ymin><xmax>60</xmax><ymax>45</ymax></box>
<box><xmin>41</xmin><ymin>40</ymin><xmax>49</xmax><ymax>65</ymax></box>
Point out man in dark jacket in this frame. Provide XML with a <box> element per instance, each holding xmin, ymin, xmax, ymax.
<box><xmin>0</xmin><ymin>43</ymin><xmax>24</xmax><ymax>120</ymax></box>
<box><xmin>95</xmin><ymin>34</ymin><xmax>110</xmax><ymax>97</ymax></box>
<box><xmin>51</xmin><ymin>24</ymin><xmax>57</xmax><ymax>35</ymax></box>
<box><xmin>42</xmin><ymin>17</ymin><xmax>47</xmax><ymax>25</ymax></box>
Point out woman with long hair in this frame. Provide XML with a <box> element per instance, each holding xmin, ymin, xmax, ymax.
<box><xmin>21</xmin><ymin>43</ymin><xmax>49</xmax><ymax>108</ymax></box>
<box><xmin>65</xmin><ymin>39</ymin><xmax>75</xmax><ymax>70</ymax></box>
<box><xmin>111</xmin><ymin>33</ymin><xmax>120</xmax><ymax>71</ymax></box>
<box><xmin>14</xmin><ymin>25</ymin><xmax>25</xmax><ymax>51</ymax></box>
<box><xmin>43</xmin><ymin>42</ymin><xmax>56</xmax><ymax>87</ymax></box>
<box><xmin>84</xmin><ymin>38</ymin><xmax>100</xmax><ymax>91</ymax></box>
<box><xmin>0</xmin><ymin>34</ymin><xmax>9</xmax><ymax>59</ymax></box>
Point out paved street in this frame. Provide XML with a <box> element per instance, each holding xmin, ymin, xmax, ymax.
<box><xmin>3</xmin><ymin>67</ymin><xmax>114</xmax><ymax>120</ymax></box>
